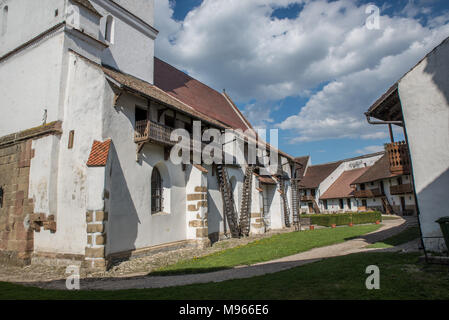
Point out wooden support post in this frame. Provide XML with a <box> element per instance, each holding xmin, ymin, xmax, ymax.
<box><xmin>388</xmin><ymin>123</ymin><xmax>395</xmax><ymax>143</ymax></box>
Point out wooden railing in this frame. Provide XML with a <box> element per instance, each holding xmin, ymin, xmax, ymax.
<box><xmin>353</xmin><ymin>188</ymin><xmax>383</xmax><ymax>198</ymax></box>
<box><xmin>390</xmin><ymin>183</ymin><xmax>413</xmax><ymax>195</ymax></box>
<box><xmin>135</xmin><ymin>120</ymin><xmax>175</xmax><ymax>146</ymax></box>
<box><xmin>300</xmin><ymin>195</ymin><xmax>315</xmax><ymax>202</ymax></box>
<box><xmin>386</xmin><ymin>141</ymin><xmax>410</xmax><ymax>175</ymax></box>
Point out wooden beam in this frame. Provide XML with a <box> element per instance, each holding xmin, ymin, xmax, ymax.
<box><xmin>388</xmin><ymin>124</ymin><xmax>395</xmax><ymax>143</ymax></box>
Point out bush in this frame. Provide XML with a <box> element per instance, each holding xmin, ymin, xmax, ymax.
<box><xmin>301</xmin><ymin>211</ymin><xmax>382</xmax><ymax>227</ymax></box>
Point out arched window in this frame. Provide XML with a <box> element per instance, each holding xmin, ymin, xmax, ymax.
<box><xmin>1</xmin><ymin>6</ymin><xmax>8</xmax><ymax>36</ymax></box>
<box><xmin>151</xmin><ymin>168</ymin><xmax>163</xmax><ymax>214</ymax></box>
<box><xmin>104</xmin><ymin>15</ymin><xmax>114</xmax><ymax>43</ymax></box>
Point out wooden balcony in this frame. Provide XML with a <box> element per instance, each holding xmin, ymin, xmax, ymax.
<box><xmin>135</xmin><ymin>120</ymin><xmax>176</xmax><ymax>147</ymax></box>
<box><xmin>386</xmin><ymin>141</ymin><xmax>410</xmax><ymax>175</ymax></box>
<box><xmin>300</xmin><ymin>195</ymin><xmax>315</xmax><ymax>202</ymax></box>
<box><xmin>390</xmin><ymin>183</ymin><xmax>413</xmax><ymax>195</ymax></box>
<box><xmin>353</xmin><ymin>188</ymin><xmax>383</xmax><ymax>198</ymax></box>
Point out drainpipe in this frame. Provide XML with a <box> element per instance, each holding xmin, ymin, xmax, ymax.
<box><xmin>364</xmin><ymin>113</ymin><xmax>428</xmax><ymax>262</ymax></box>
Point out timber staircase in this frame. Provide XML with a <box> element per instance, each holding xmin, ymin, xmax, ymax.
<box><xmin>239</xmin><ymin>165</ymin><xmax>255</xmax><ymax>237</ymax></box>
<box><xmin>279</xmin><ymin>178</ymin><xmax>291</xmax><ymax>228</ymax></box>
<box><xmin>216</xmin><ymin>164</ymin><xmax>240</xmax><ymax>238</ymax></box>
<box><xmin>291</xmin><ymin>179</ymin><xmax>301</xmax><ymax>231</ymax></box>
<box><xmin>311</xmin><ymin>199</ymin><xmax>320</xmax><ymax>214</ymax></box>
<box><xmin>381</xmin><ymin>197</ymin><xmax>395</xmax><ymax>215</ymax></box>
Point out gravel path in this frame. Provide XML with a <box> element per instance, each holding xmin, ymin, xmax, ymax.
<box><xmin>22</xmin><ymin>217</ymin><xmax>419</xmax><ymax>291</ymax></box>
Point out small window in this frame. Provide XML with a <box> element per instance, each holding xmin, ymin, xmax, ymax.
<box><xmin>0</xmin><ymin>186</ymin><xmax>3</xmax><ymax>208</ymax></box>
<box><xmin>347</xmin><ymin>198</ymin><xmax>351</xmax><ymax>209</ymax></box>
<box><xmin>105</xmin><ymin>15</ymin><xmax>114</xmax><ymax>43</ymax></box>
<box><xmin>135</xmin><ymin>106</ymin><xmax>148</xmax><ymax>122</ymax></box>
<box><xmin>323</xmin><ymin>200</ymin><xmax>328</xmax><ymax>210</ymax></box>
<box><xmin>165</xmin><ymin>115</ymin><xmax>175</xmax><ymax>128</ymax></box>
<box><xmin>311</xmin><ymin>189</ymin><xmax>316</xmax><ymax>197</ymax></box>
<box><xmin>1</xmin><ymin>6</ymin><xmax>8</xmax><ymax>36</ymax></box>
<box><xmin>68</xmin><ymin>130</ymin><xmax>75</xmax><ymax>149</ymax></box>
<box><xmin>151</xmin><ymin>168</ymin><xmax>163</xmax><ymax>214</ymax></box>
<box><xmin>339</xmin><ymin>199</ymin><xmax>344</xmax><ymax>210</ymax></box>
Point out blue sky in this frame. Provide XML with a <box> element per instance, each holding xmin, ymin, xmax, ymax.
<box><xmin>154</xmin><ymin>0</ymin><xmax>449</xmax><ymax>165</ymax></box>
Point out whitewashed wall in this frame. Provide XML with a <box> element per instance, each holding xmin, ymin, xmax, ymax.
<box><xmin>399</xmin><ymin>39</ymin><xmax>449</xmax><ymax>252</ymax></box>
<box><xmin>0</xmin><ymin>32</ymin><xmax>66</xmax><ymax>136</ymax></box>
<box><xmin>0</xmin><ymin>0</ymin><xmax>65</xmax><ymax>57</ymax></box>
<box><xmin>91</xmin><ymin>0</ymin><xmax>156</xmax><ymax>84</ymax></box>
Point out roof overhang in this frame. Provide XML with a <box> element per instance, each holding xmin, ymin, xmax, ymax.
<box><xmin>365</xmin><ymin>83</ymin><xmax>404</xmax><ymax>125</ymax></box>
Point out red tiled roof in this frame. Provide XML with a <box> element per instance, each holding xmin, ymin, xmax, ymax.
<box><xmin>255</xmin><ymin>173</ymin><xmax>277</xmax><ymax>185</ymax></box>
<box><xmin>102</xmin><ymin>64</ymin><xmax>228</xmax><ymax>129</ymax></box>
<box><xmin>154</xmin><ymin>57</ymin><xmax>250</xmax><ymax>131</ymax></box>
<box><xmin>320</xmin><ymin>167</ymin><xmax>370</xmax><ymax>200</ymax></box>
<box><xmin>299</xmin><ymin>161</ymin><xmax>342</xmax><ymax>189</ymax></box>
<box><xmin>87</xmin><ymin>139</ymin><xmax>111</xmax><ymax>167</ymax></box>
<box><xmin>351</xmin><ymin>154</ymin><xmax>399</xmax><ymax>184</ymax></box>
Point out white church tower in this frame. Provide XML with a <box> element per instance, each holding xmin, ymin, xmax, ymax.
<box><xmin>0</xmin><ymin>0</ymin><xmax>160</xmax><ymax>268</ymax></box>
<box><xmin>0</xmin><ymin>0</ymin><xmax>157</xmax><ymax>136</ymax></box>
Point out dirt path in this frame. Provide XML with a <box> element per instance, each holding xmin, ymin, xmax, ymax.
<box><xmin>24</xmin><ymin>217</ymin><xmax>419</xmax><ymax>291</ymax></box>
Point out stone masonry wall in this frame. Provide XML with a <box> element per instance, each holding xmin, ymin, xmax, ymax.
<box><xmin>85</xmin><ymin>210</ymin><xmax>108</xmax><ymax>269</ymax></box>
<box><xmin>0</xmin><ymin>122</ymin><xmax>62</xmax><ymax>266</ymax></box>
<box><xmin>187</xmin><ymin>186</ymin><xmax>210</xmax><ymax>248</ymax></box>
<box><xmin>0</xmin><ymin>140</ymin><xmax>35</xmax><ymax>265</ymax></box>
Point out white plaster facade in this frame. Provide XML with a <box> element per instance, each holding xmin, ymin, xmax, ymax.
<box><xmin>397</xmin><ymin>38</ymin><xmax>449</xmax><ymax>252</ymax></box>
<box><xmin>0</xmin><ymin>0</ymin><xmax>299</xmax><ymax>267</ymax></box>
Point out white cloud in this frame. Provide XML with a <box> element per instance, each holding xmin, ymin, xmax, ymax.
<box><xmin>154</xmin><ymin>0</ymin><xmax>449</xmax><ymax>142</ymax></box>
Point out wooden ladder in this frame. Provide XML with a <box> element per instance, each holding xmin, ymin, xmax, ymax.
<box><xmin>382</xmin><ymin>197</ymin><xmax>395</xmax><ymax>215</ymax></box>
<box><xmin>216</xmin><ymin>164</ymin><xmax>240</xmax><ymax>238</ymax></box>
<box><xmin>312</xmin><ymin>199</ymin><xmax>320</xmax><ymax>214</ymax></box>
<box><xmin>291</xmin><ymin>179</ymin><xmax>301</xmax><ymax>231</ymax></box>
<box><xmin>279</xmin><ymin>178</ymin><xmax>291</xmax><ymax>228</ymax></box>
<box><xmin>239</xmin><ymin>165</ymin><xmax>255</xmax><ymax>237</ymax></box>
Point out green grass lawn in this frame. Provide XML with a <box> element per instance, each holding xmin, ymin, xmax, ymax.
<box><xmin>151</xmin><ymin>224</ymin><xmax>381</xmax><ymax>275</ymax></box>
<box><xmin>366</xmin><ymin>226</ymin><xmax>420</xmax><ymax>249</ymax></box>
<box><xmin>1</xmin><ymin>252</ymin><xmax>448</xmax><ymax>300</ymax></box>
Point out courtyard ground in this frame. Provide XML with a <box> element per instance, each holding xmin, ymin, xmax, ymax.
<box><xmin>0</xmin><ymin>216</ymin><xmax>428</xmax><ymax>297</ymax></box>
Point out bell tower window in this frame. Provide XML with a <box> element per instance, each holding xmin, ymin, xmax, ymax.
<box><xmin>105</xmin><ymin>15</ymin><xmax>114</xmax><ymax>43</ymax></box>
<box><xmin>1</xmin><ymin>6</ymin><xmax>8</xmax><ymax>36</ymax></box>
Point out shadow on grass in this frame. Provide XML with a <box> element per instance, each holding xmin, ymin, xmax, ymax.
<box><xmin>149</xmin><ymin>266</ymin><xmax>232</xmax><ymax>276</ymax></box>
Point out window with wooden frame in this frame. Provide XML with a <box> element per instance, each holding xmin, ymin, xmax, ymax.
<box><xmin>151</xmin><ymin>168</ymin><xmax>163</xmax><ymax>214</ymax></box>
